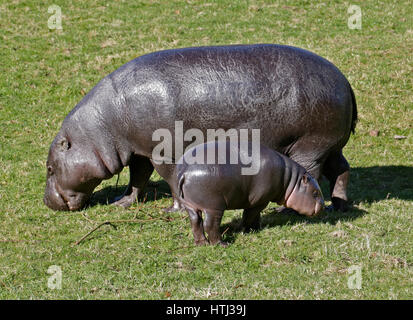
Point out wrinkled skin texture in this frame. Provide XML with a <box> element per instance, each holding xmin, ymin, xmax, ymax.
<box><xmin>44</xmin><ymin>44</ymin><xmax>357</xmax><ymax>211</ymax></box>
<box><xmin>175</xmin><ymin>141</ymin><xmax>324</xmax><ymax>246</ymax></box>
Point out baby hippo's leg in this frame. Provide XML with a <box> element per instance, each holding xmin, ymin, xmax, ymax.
<box><xmin>203</xmin><ymin>209</ymin><xmax>227</xmax><ymax>247</ymax></box>
<box><xmin>241</xmin><ymin>203</ymin><xmax>268</xmax><ymax>233</ymax></box>
<box><xmin>186</xmin><ymin>207</ymin><xmax>208</xmax><ymax>246</ymax></box>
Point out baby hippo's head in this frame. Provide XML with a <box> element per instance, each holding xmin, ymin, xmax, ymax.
<box><xmin>285</xmin><ymin>173</ymin><xmax>324</xmax><ymax>217</ymax></box>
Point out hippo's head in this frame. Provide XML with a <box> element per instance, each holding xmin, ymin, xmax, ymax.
<box><xmin>285</xmin><ymin>172</ymin><xmax>324</xmax><ymax>217</ymax></box>
<box><xmin>44</xmin><ymin>132</ymin><xmax>108</xmax><ymax>211</ymax></box>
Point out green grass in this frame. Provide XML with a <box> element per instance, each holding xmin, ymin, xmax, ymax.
<box><xmin>0</xmin><ymin>0</ymin><xmax>412</xmax><ymax>299</ymax></box>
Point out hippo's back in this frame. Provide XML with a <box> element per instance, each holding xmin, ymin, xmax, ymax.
<box><xmin>88</xmin><ymin>44</ymin><xmax>357</xmax><ymax>174</ymax></box>
<box><xmin>116</xmin><ymin>45</ymin><xmax>354</xmax><ymax>155</ymax></box>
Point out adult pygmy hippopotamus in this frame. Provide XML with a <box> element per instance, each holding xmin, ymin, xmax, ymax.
<box><xmin>176</xmin><ymin>141</ymin><xmax>324</xmax><ymax>247</ymax></box>
<box><xmin>44</xmin><ymin>44</ymin><xmax>357</xmax><ymax>212</ymax></box>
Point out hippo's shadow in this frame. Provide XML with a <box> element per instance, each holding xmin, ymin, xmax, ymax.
<box><xmin>350</xmin><ymin>166</ymin><xmax>413</xmax><ymax>204</ymax></box>
<box><xmin>220</xmin><ymin>206</ymin><xmax>367</xmax><ymax>244</ymax></box>
<box><xmin>87</xmin><ymin>165</ymin><xmax>410</xmax><ymax>243</ymax></box>
<box><xmin>220</xmin><ymin>165</ymin><xmax>412</xmax><ymax>243</ymax></box>
<box><xmin>90</xmin><ymin>165</ymin><xmax>413</xmax><ymax>208</ymax></box>
<box><xmin>88</xmin><ymin>180</ymin><xmax>172</xmax><ymax>208</ymax></box>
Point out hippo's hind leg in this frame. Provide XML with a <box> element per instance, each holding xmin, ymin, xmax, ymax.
<box><xmin>322</xmin><ymin>151</ymin><xmax>350</xmax><ymax>212</ymax></box>
<box><xmin>150</xmin><ymin>162</ymin><xmax>185</xmax><ymax>213</ymax></box>
<box><xmin>203</xmin><ymin>209</ymin><xmax>227</xmax><ymax>247</ymax></box>
<box><xmin>112</xmin><ymin>155</ymin><xmax>154</xmax><ymax>208</ymax></box>
<box><xmin>241</xmin><ymin>203</ymin><xmax>268</xmax><ymax>233</ymax></box>
<box><xmin>186</xmin><ymin>207</ymin><xmax>208</xmax><ymax>246</ymax></box>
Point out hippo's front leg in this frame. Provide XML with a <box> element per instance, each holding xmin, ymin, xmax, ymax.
<box><xmin>241</xmin><ymin>203</ymin><xmax>268</xmax><ymax>233</ymax></box>
<box><xmin>112</xmin><ymin>155</ymin><xmax>154</xmax><ymax>208</ymax></box>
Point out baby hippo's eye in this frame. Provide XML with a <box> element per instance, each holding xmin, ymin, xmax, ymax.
<box><xmin>313</xmin><ymin>190</ymin><xmax>319</xmax><ymax>198</ymax></box>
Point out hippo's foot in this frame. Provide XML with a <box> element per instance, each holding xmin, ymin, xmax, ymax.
<box><xmin>112</xmin><ymin>189</ymin><xmax>138</xmax><ymax>208</ymax></box>
<box><xmin>276</xmin><ymin>206</ymin><xmax>299</xmax><ymax>215</ymax></box>
<box><xmin>218</xmin><ymin>241</ymin><xmax>229</xmax><ymax>248</ymax></box>
<box><xmin>194</xmin><ymin>239</ymin><xmax>227</xmax><ymax>247</ymax></box>
<box><xmin>163</xmin><ymin>205</ymin><xmax>182</xmax><ymax>213</ymax></box>
<box><xmin>112</xmin><ymin>194</ymin><xmax>137</xmax><ymax>208</ymax></box>
<box><xmin>331</xmin><ymin>197</ymin><xmax>349</xmax><ymax>212</ymax></box>
<box><xmin>163</xmin><ymin>199</ymin><xmax>185</xmax><ymax>213</ymax></box>
<box><xmin>194</xmin><ymin>239</ymin><xmax>209</xmax><ymax>246</ymax></box>
<box><xmin>206</xmin><ymin>239</ymin><xmax>228</xmax><ymax>247</ymax></box>
<box><xmin>242</xmin><ymin>225</ymin><xmax>260</xmax><ymax>233</ymax></box>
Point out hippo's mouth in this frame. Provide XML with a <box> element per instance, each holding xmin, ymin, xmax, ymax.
<box><xmin>44</xmin><ymin>191</ymin><xmax>68</xmax><ymax>211</ymax></box>
<box><xmin>57</xmin><ymin>190</ymin><xmax>70</xmax><ymax>210</ymax></box>
<box><xmin>53</xmin><ymin>182</ymin><xmax>75</xmax><ymax>210</ymax></box>
<box><xmin>55</xmin><ymin>188</ymin><xmax>89</xmax><ymax>211</ymax></box>
<box><xmin>44</xmin><ymin>178</ymin><xmax>89</xmax><ymax>211</ymax></box>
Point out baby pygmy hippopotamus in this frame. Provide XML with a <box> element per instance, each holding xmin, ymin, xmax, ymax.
<box><xmin>176</xmin><ymin>141</ymin><xmax>324</xmax><ymax>247</ymax></box>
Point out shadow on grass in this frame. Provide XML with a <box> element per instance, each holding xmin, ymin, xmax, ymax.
<box><xmin>220</xmin><ymin>205</ymin><xmax>367</xmax><ymax>245</ymax></box>
<box><xmin>350</xmin><ymin>166</ymin><xmax>413</xmax><ymax>204</ymax></box>
<box><xmin>88</xmin><ymin>165</ymin><xmax>412</xmax><ymax>207</ymax></box>
<box><xmin>220</xmin><ymin>165</ymin><xmax>412</xmax><ymax>244</ymax></box>
<box><xmin>87</xmin><ymin>180</ymin><xmax>172</xmax><ymax>208</ymax></box>
<box><xmin>85</xmin><ymin>165</ymin><xmax>410</xmax><ymax>243</ymax></box>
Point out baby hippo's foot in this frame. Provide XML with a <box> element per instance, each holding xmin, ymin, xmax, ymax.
<box><xmin>332</xmin><ymin>197</ymin><xmax>349</xmax><ymax>212</ymax></box>
<box><xmin>325</xmin><ymin>199</ymin><xmax>349</xmax><ymax>213</ymax></box>
<box><xmin>241</xmin><ymin>205</ymin><xmax>265</xmax><ymax>233</ymax></box>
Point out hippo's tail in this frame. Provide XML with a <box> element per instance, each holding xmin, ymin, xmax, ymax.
<box><xmin>349</xmin><ymin>85</ymin><xmax>358</xmax><ymax>134</ymax></box>
<box><xmin>178</xmin><ymin>173</ymin><xmax>185</xmax><ymax>199</ymax></box>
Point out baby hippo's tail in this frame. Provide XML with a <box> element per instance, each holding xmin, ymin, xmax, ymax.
<box><xmin>178</xmin><ymin>173</ymin><xmax>185</xmax><ymax>199</ymax></box>
<box><xmin>177</xmin><ymin>173</ymin><xmax>193</xmax><ymax>210</ymax></box>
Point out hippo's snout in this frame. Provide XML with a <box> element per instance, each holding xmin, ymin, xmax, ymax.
<box><xmin>44</xmin><ymin>178</ymin><xmax>89</xmax><ymax>211</ymax></box>
<box><xmin>44</xmin><ymin>184</ymin><xmax>70</xmax><ymax>211</ymax></box>
<box><xmin>313</xmin><ymin>198</ymin><xmax>325</xmax><ymax>216</ymax></box>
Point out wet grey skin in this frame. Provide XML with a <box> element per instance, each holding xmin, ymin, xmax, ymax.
<box><xmin>175</xmin><ymin>141</ymin><xmax>325</xmax><ymax>247</ymax></box>
<box><xmin>44</xmin><ymin>44</ymin><xmax>356</xmax><ymax>212</ymax></box>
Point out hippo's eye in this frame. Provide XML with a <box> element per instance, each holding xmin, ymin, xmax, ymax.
<box><xmin>313</xmin><ymin>190</ymin><xmax>318</xmax><ymax>198</ymax></box>
<box><xmin>47</xmin><ymin>166</ymin><xmax>54</xmax><ymax>175</ymax></box>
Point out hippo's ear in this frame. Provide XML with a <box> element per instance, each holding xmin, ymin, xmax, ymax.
<box><xmin>302</xmin><ymin>174</ymin><xmax>309</xmax><ymax>185</ymax></box>
<box><xmin>59</xmin><ymin>138</ymin><xmax>71</xmax><ymax>151</ymax></box>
